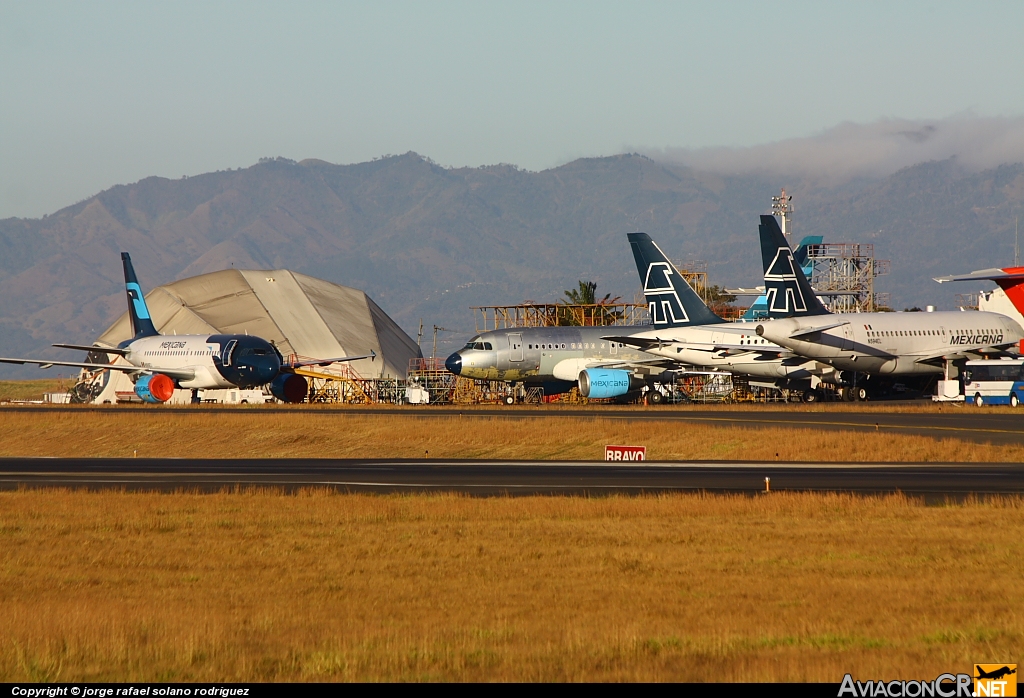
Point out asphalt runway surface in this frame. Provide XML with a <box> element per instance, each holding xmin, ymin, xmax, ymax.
<box><xmin>5</xmin><ymin>404</ymin><xmax>1024</xmax><ymax>445</ymax></box>
<box><xmin>2</xmin><ymin>457</ymin><xmax>1023</xmax><ymax>496</ymax></box>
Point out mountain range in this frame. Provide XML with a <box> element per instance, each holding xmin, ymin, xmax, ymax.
<box><xmin>2</xmin><ymin>151</ymin><xmax>1023</xmax><ymax>377</ymax></box>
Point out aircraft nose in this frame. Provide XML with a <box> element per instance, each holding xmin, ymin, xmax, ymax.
<box><xmin>445</xmin><ymin>352</ymin><xmax>462</xmax><ymax>375</ymax></box>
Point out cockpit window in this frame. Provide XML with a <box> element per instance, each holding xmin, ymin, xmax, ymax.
<box><xmin>463</xmin><ymin>341</ymin><xmax>493</xmax><ymax>351</ymax></box>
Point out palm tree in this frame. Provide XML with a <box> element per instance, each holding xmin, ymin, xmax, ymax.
<box><xmin>560</xmin><ymin>280</ymin><xmax>622</xmax><ymax>325</ymax></box>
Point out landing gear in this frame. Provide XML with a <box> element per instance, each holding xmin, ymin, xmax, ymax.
<box><xmin>646</xmin><ymin>390</ymin><xmax>665</xmax><ymax>406</ymax></box>
<box><xmin>190</xmin><ymin>389</ymin><xmax>201</xmax><ymax>405</ymax></box>
<box><xmin>802</xmin><ymin>389</ymin><xmax>822</xmax><ymax>403</ymax></box>
<box><xmin>504</xmin><ymin>395</ymin><xmax>515</xmax><ymax>406</ymax></box>
<box><xmin>856</xmin><ymin>386</ymin><xmax>868</xmax><ymax>401</ymax></box>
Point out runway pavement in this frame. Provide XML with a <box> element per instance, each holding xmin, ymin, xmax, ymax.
<box><xmin>4</xmin><ymin>404</ymin><xmax>1024</xmax><ymax>444</ymax></box>
<box><xmin>2</xmin><ymin>457</ymin><xmax>1022</xmax><ymax>496</ymax></box>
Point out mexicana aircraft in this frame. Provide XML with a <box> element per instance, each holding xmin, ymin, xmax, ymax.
<box><xmin>445</xmin><ymin>324</ymin><xmax>680</xmax><ymax>403</ymax></box>
<box><xmin>0</xmin><ymin>253</ymin><xmax>373</xmax><ymax>403</ymax></box>
<box><xmin>604</xmin><ymin>232</ymin><xmax>832</xmax><ymax>401</ymax></box>
<box><xmin>752</xmin><ymin>215</ymin><xmax>1024</xmax><ymax>383</ymax></box>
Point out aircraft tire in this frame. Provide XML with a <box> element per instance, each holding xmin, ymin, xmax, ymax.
<box><xmin>802</xmin><ymin>389</ymin><xmax>821</xmax><ymax>404</ymax></box>
<box><xmin>842</xmin><ymin>387</ymin><xmax>856</xmax><ymax>402</ymax></box>
<box><xmin>1012</xmin><ymin>393</ymin><xmax>1019</xmax><ymax>408</ymax></box>
<box><xmin>856</xmin><ymin>387</ymin><xmax>868</xmax><ymax>401</ymax></box>
<box><xmin>975</xmin><ymin>393</ymin><xmax>983</xmax><ymax>407</ymax></box>
<box><xmin>504</xmin><ymin>395</ymin><xmax>515</xmax><ymax>405</ymax></box>
<box><xmin>647</xmin><ymin>391</ymin><xmax>664</xmax><ymax>405</ymax></box>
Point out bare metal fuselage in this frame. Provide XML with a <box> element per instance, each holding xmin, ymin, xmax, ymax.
<box><xmin>451</xmin><ymin>326</ymin><xmax>659</xmax><ymax>386</ymax></box>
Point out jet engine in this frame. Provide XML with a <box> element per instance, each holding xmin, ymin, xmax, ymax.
<box><xmin>134</xmin><ymin>373</ymin><xmax>175</xmax><ymax>403</ymax></box>
<box><xmin>578</xmin><ymin>369</ymin><xmax>640</xmax><ymax>399</ymax></box>
<box><xmin>271</xmin><ymin>374</ymin><xmax>308</xmax><ymax>403</ymax></box>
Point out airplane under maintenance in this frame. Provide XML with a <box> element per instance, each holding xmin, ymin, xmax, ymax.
<box><xmin>445</xmin><ymin>325</ymin><xmax>677</xmax><ymax>403</ymax></box>
<box><xmin>0</xmin><ymin>253</ymin><xmax>374</xmax><ymax>404</ymax></box>
<box><xmin>753</xmin><ymin>215</ymin><xmax>1024</xmax><ymax>378</ymax></box>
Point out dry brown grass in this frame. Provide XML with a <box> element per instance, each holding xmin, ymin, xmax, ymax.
<box><xmin>0</xmin><ymin>379</ymin><xmax>66</xmax><ymax>402</ymax></box>
<box><xmin>0</xmin><ymin>409</ymin><xmax>1022</xmax><ymax>461</ymax></box>
<box><xmin>0</xmin><ymin>490</ymin><xmax>1021</xmax><ymax>681</ymax></box>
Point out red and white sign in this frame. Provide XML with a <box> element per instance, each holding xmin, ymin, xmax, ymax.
<box><xmin>605</xmin><ymin>445</ymin><xmax>646</xmax><ymax>461</ymax></box>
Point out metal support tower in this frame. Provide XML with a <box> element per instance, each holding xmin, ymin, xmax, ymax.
<box><xmin>805</xmin><ymin>242</ymin><xmax>891</xmax><ymax>312</ymax></box>
<box><xmin>770</xmin><ymin>188</ymin><xmax>891</xmax><ymax>313</ymax></box>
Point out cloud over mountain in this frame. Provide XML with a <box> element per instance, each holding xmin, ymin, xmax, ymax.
<box><xmin>646</xmin><ymin>116</ymin><xmax>1024</xmax><ymax>183</ymax></box>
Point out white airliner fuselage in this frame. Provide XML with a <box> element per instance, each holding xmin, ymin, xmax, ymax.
<box><xmin>755</xmin><ymin>311</ymin><xmax>1024</xmax><ymax>374</ymax></box>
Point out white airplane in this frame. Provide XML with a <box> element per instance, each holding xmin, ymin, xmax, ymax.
<box><xmin>0</xmin><ymin>253</ymin><xmax>373</xmax><ymax>403</ymax></box>
<box><xmin>604</xmin><ymin>232</ymin><xmax>831</xmax><ymax>400</ymax></box>
<box><xmin>751</xmin><ymin>215</ymin><xmax>1023</xmax><ymax>379</ymax></box>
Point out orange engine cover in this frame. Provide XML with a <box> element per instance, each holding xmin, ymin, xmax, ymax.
<box><xmin>149</xmin><ymin>373</ymin><xmax>175</xmax><ymax>402</ymax></box>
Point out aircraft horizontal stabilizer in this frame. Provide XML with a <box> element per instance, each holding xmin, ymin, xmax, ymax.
<box><xmin>934</xmin><ymin>268</ymin><xmax>1024</xmax><ymax>283</ymax></box>
<box><xmin>787</xmin><ymin>321</ymin><xmax>850</xmax><ymax>339</ymax></box>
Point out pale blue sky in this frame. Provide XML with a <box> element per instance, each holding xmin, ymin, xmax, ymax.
<box><xmin>2</xmin><ymin>1</ymin><xmax>1023</xmax><ymax>217</ymax></box>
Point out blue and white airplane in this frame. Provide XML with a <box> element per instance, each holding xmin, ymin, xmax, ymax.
<box><xmin>0</xmin><ymin>253</ymin><xmax>373</xmax><ymax>403</ymax></box>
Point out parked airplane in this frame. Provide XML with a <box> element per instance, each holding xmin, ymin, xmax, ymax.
<box><xmin>605</xmin><ymin>232</ymin><xmax>832</xmax><ymax>401</ymax></box>
<box><xmin>444</xmin><ymin>324</ymin><xmax>677</xmax><ymax>403</ymax></box>
<box><xmin>0</xmin><ymin>253</ymin><xmax>373</xmax><ymax>403</ymax></box>
<box><xmin>752</xmin><ymin>215</ymin><xmax>1024</xmax><ymax>382</ymax></box>
<box><xmin>933</xmin><ymin>265</ymin><xmax>1024</xmax><ymax>320</ymax></box>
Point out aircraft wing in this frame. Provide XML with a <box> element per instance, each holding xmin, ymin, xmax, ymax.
<box><xmin>602</xmin><ymin>335</ymin><xmax>675</xmax><ymax>351</ymax></box>
<box><xmin>585</xmin><ymin>357</ymin><xmax>682</xmax><ymax>370</ymax></box>
<box><xmin>0</xmin><ymin>356</ymin><xmax>196</xmax><ymax>381</ymax></box>
<box><xmin>666</xmin><ymin>341</ymin><xmax>788</xmax><ymax>356</ymax></box>
<box><xmin>912</xmin><ymin>345</ymin><xmax>1017</xmax><ymax>367</ymax></box>
<box><xmin>51</xmin><ymin>343</ymin><xmax>130</xmax><ymax>356</ymax></box>
<box><xmin>284</xmin><ymin>350</ymin><xmax>376</xmax><ymax>369</ymax></box>
<box><xmin>605</xmin><ymin>335</ymin><xmax>786</xmax><ymax>356</ymax></box>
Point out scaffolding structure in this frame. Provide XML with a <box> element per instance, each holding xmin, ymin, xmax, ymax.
<box><xmin>805</xmin><ymin>242</ymin><xmax>891</xmax><ymax>312</ymax></box>
<box><xmin>955</xmin><ymin>292</ymin><xmax>979</xmax><ymax>310</ymax></box>
<box><xmin>472</xmin><ymin>302</ymin><xmax>648</xmax><ymax>333</ymax></box>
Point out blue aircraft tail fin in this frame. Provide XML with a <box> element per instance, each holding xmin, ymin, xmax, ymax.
<box><xmin>793</xmin><ymin>235</ymin><xmax>821</xmax><ymax>276</ymax></box>
<box><xmin>121</xmin><ymin>253</ymin><xmax>160</xmax><ymax>339</ymax></box>
<box><xmin>758</xmin><ymin>216</ymin><xmax>830</xmax><ymax>318</ymax></box>
<box><xmin>627</xmin><ymin>232</ymin><xmax>725</xmax><ymax>327</ymax></box>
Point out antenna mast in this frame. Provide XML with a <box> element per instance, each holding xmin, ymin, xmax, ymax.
<box><xmin>771</xmin><ymin>188</ymin><xmax>794</xmax><ymax>242</ymax></box>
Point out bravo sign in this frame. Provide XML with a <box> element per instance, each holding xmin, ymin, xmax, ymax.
<box><xmin>605</xmin><ymin>445</ymin><xmax>646</xmax><ymax>461</ymax></box>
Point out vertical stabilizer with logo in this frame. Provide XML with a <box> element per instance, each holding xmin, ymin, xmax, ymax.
<box><xmin>121</xmin><ymin>252</ymin><xmax>160</xmax><ymax>339</ymax></box>
<box><xmin>628</xmin><ymin>232</ymin><xmax>725</xmax><ymax>328</ymax></box>
<box><xmin>758</xmin><ymin>215</ymin><xmax>830</xmax><ymax>319</ymax></box>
